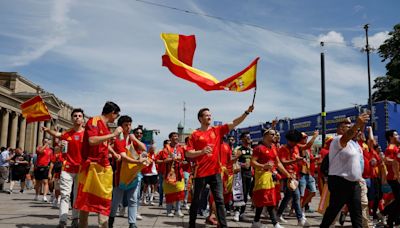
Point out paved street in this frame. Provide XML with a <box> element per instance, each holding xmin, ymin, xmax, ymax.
<box><xmin>0</xmin><ymin>182</ymin><xmax>353</xmax><ymax>227</ymax></box>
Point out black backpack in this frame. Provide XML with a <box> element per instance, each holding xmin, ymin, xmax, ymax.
<box><xmin>320</xmin><ymin>155</ymin><xmax>329</xmax><ymax>177</ymax></box>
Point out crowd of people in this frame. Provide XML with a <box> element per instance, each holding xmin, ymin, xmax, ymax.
<box><xmin>0</xmin><ymin>101</ymin><xmax>399</xmax><ymax>228</ymax></box>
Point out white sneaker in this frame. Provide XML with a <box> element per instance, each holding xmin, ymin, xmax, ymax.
<box><xmin>278</xmin><ymin>215</ymin><xmax>287</xmax><ymax>223</ymax></box>
<box><xmin>136</xmin><ymin>213</ymin><xmax>143</xmax><ymax>220</ymax></box>
<box><xmin>185</xmin><ymin>204</ymin><xmax>190</xmax><ymax>210</ymax></box>
<box><xmin>274</xmin><ymin>223</ymin><xmax>284</xmax><ymax>228</ymax></box>
<box><xmin>233</xmin><ymin>211</ymin><xmax>240</xmax><ymax>222</ymax></box>
<box><xmin>251</xmin><ymin>221</ymin><xmax>266</xmax><ymax>228</ymax></box>
<box><xmin>298</xmin><ymin>218</ymin><xmax>310</xmax><ymax>226</ymax></box>
<box><xmin>34</xmin><ymin>195</ymin><xmax>39</xmax><ymax>201</ymax></box>
<box><xmin>143</xmin><ymin>198</ymin><xmax>148</xmax><ymax>205</ymax></box>
<box><xmin>167</xmin><ymin>212</ymin><xmax>174</xmax><ymax>217</ymax></box>
<box><xmin>43</xmin><ymin>196</ymin><xmax>49</xmax><ymax>202</ymax></box>
<box><xmin>177</xmin><ymin>210</ymin><xmax>184</xmax><ymax>217</ymax></box>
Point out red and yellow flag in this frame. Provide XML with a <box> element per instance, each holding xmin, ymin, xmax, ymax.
<box><xmin>161</xmin><ymin>33</ymin><xmax>259</xmax><ymax>92</ymax></box>
<box><xmin>20</xmin><ymin>95</ymin><xmax>51</xmax><ymax>124</ymax></box>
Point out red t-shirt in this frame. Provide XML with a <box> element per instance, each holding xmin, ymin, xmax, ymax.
<box><xmin>51</xmin><ymin>152</ymin><xmax>64</xmax><ymax>178</ymax></box>
<box><xmin>278</xmin><ymin>145</ymin><xmax>300</xmax><ymax>178</ymax></box>
<box><xmin>253</xmin><ymin>144</ymin><xmax>277</xmax><ymax>166</ymax></box>
<box><xmin>157</xmin><ymin>144</ymin><xmax>184</xmax><ymax>180</ymax></box>
<box><xmin>369</xmin><ymin>148</ymin><xmax>382</xmax><ymax>179</ymax></box>
<box><xmin>61</xmin><ymin>129</ymin><xmax>84</xmax><ymax>173</ymax></box>
<box><xmin>81</xmin><ymin>116</ymin><xmax>111</xmax><ymax>166</ymax></box>
<box><xmin>385</xmin><ymin>144</ymin><xmax>400</xmax><ymax>181</ymax></box>
<box><xmin>220</xmin><ymin>142</ymin><xmax>233</xmax><ymax>174</ymax></box>
<box><xmin>156</xmin><ymin>148</ymin><xmax>168</xmax><ymax>175</ymax></box>
<box><xmin>181</xmin><ymin>145</ymin><xmax>191</xmax><ymax>173</ymax></box>
<box><xmin>112</xmin><ymin>136</ymin><xmax>129</xmax><ymax>187</ymax></box>
<box><xmin>187</xmin><ymin>124</ymin><xmax>230</xmax><ymax>178</ymax></box>
<box><xmin>36</xmin><ymin>146</ymin><xmax>53</xmax><ymax>167</ymax></box>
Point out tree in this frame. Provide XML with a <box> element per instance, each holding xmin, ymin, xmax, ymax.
<box><xmin>372</xmin><ymin>23</ymin><xmax>400</xmax><ymax>103</ymax></box>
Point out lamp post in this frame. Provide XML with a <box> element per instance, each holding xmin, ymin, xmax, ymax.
<box><xmin>320</xmin><ymin>42</ymin><xmax>326</xmax><ymax>146</ymax></box>
<box><xmin>364</xmin><ymin>24</ymin><xmax>374</xmax><ymax>129</ymax></box>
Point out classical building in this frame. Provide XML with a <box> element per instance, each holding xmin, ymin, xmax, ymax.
<box><xmin>0</xmin><ymin>72</ymin><xmax>76</xmax><ymax>153</ymax></box>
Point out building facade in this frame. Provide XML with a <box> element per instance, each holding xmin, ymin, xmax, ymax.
<box><xmin>0</xmin><ymin>72</ymin><xmax>76</xmax><ymax>153</ymax></box>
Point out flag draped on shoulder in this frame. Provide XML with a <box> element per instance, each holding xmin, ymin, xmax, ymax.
<box><xmin>161</xmin><ymin>33</ymin><xmax>259</xmax><ymax>92</ymax></box>
<box><xmin>20</xmin><ymin>95</ymin><xmax>51</xmax><ymax>123</ymax></box>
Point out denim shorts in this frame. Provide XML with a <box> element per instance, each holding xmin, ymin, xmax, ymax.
<box><xmin>299</xmin><ymin>173</ymin><xmax>317</xmax><ymax>196</ymax></box>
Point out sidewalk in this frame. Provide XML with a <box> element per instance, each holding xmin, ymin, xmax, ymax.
<box><xmin>0</xmin><ymin>182</ymin><xmax>351</xmax><ymax>227</ymax></box>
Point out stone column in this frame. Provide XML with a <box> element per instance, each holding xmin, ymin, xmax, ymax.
<box><xmin>37</xmin><ymin>121</ymin><xmax>44</xmax><ymax>146</ymax></box>
<box><xmin>0</xmin><ymin>109</ymin><xmax>10</xmax><ymax>147</ymax></box>
<box><xmin>9</xmin><ymin>112</ymin><xmax>19</xmax><ymax>149</ymax></box>
<box><xmin>45</xmin><ymin>121</ymin><xmax>51</xmax><ymax>139</ymax></box>
<box><xmin>25</xmin><ymin>122</ymin><xmax>38</xmax><ymax>153</ymax></box>
<box><xmin>18</xmin><ymin>117</ymin><xmax>26</xmax><ymax>150</ymax></box>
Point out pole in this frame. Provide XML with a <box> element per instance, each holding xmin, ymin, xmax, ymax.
<box><xmin>251</xmin><ymin>86</ymin><xmax>257</xmax><ymax>106</ymax></box>
<box><xmin>320</xmin><ymin>42</ymin><xmax>326</xmax><ymax>147</ymax></box>
<box><xmin>364</xmin><ymin>24</ymin><xmax>374</xmax><ymax>129</ymax></box>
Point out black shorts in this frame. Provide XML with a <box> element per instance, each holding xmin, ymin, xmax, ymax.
<box><xmin>143</xmin><ymin>175</ymin><xmax>158</xmax><ymax>185</ymax></box>
<box><xmin>11</xmin><ymin>170</ymin><xmax>27</xmax><ymax>182</ymax></box>
<box><xmin>34</xmin><ymin>167</ymin><xmax>49</xmax><ymax>180</ymax></box>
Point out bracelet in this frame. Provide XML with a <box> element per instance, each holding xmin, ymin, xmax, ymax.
<box><xmin>244</xmin><ymin>111</ymin><xmax>250</xmax><ymax>115</ymax></box>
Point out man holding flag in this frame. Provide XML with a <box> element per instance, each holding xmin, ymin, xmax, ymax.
<box><xmin>186</xmin><ymin>105</ymin><xmax>254</xmax><ymax>228</ymax></box>
<box><xmin>74</xmin><ymin>101</ymin><xmax>122</xmax><ymax>228</ymax></box>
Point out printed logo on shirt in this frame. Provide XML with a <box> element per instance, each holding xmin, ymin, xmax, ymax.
<box><xmin>74</xmin><ymin>135</ymin><xmax>80</xmax><ymax>141</ymax></box>
<box><xmin>67</xmin><ymin>137</ymin><xmax>72</xmax><ymax>140</ymax></box>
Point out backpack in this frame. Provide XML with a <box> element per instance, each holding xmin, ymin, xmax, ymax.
<box><xmin>320</xmin><ymin>155</ymin><xmax>329</xmax><ymax>177</ymax></box>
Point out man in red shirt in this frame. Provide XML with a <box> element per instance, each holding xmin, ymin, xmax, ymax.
<box><xmin>156</xmin><ymin>139</ymin><xmax>171</xmax><ymax>207</ymax></box>
<box><xmin>383</xmin><ymin>129</ymin><xmax>400</xmax><ymax>227</ymax></box>
<box><xmin>186</xmin><ymin>105</ymin><xmax>254</xmax><ymax>228</ymax></box>
<box><xmin>108</xmin><ymin>115</ymin><xmax>147</xmax><ymax>228</ymax></box>
<box><xmin>74</xmin><ymin>101</ymin><xmax>122</xmax><ymax>228</ymax></box>
<box><xmin>276</xmin><ymin>129</ymin><xmax>309</xmax><ymax>226</ymax></box>
<box><xmin>34</xmin><ymin>137</ymin><xmax>53</xmax><ymax>202</ymax></box>
<box><xmin>43</xmin><ymin>108</ymin><xmax>85</xmax><ymax>228</ymax></box>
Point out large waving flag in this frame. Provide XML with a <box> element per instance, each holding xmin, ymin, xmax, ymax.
<box><xmin>161</xmin><ymin>33</ymin><xmax>259</xmax><ymax>92</ymax></box>
<box><xmin>20</xmin><ymin>95</ymin><xmax>51</xmax><ymax>123</ymax></box>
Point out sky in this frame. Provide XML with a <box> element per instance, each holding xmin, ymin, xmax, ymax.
<box><xmin>0</xmin><ymin>0</ymin><xmax>399</xmax><ymax>148</ymax></box>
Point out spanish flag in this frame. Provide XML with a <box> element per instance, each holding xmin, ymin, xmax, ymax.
<box><xmin>161</xmin><ymin>33</ymin><xmax>259</xmax><ymax>92</ymax></box>
<box><xmin>20</xmin><ymin>95</ymin><xmax>51</xmax><ymax>123</ymax></box>
<box><xmin>252</xmin><ymin>168</ymin><xmax>277</xmax><ymax>208</ymax></box>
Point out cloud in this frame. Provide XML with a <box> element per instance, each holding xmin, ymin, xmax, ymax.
<box><xmin>317</xmin><ymin>31</ymin><xmax>345</xmax><ymax>45</ymax></box>
<box><xmin>6</xmin><ymin>0</ymin><xmax>75</xmax><ymax>67</ymax></box>
<box><xmin>351</xmin><ymin>31</ymin><xmax>390</xmax><ymax>50</ymax></box>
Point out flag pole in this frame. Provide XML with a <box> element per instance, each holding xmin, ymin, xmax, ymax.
<box><xmin>251</xmin><ymin>86</ymin><xmax>257</xmax><ymax>106</ymax></box>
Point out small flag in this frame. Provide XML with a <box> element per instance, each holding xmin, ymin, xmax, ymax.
<box><xmin>20</xmin><ymin>95</ymin><xmax>51</xmax><ymax>123</ymax></box>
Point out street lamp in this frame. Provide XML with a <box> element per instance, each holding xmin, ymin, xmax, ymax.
<box><xmin>364</xmin><ymin>24</ymin><xmax>374</xmax><ymax>129</ymax></box>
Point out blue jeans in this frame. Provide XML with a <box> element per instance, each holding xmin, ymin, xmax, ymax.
<box><xmin>167</xmin><ymin>201</ymin><xmax>181</xmax><ymax>214</ymax></box>
<box><xmin>277</xmin><ymin>179</ymin><xmax>303</xmax><ymax>220</ymax></box>
<box><xmin>110</xmin><ymin>184</ymin><xmax>141</xmax><ymax>224</ymax></box>
<box><xmin>158</xmin><ymin>173</ymin><xmax>164</xmax><ymax>206</ymax></box>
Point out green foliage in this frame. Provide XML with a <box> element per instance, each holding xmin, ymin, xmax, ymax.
<box><xmin>372</xmin><ymin>24</ymin><xmax>400</xmax><ymax>103</ymax></box>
